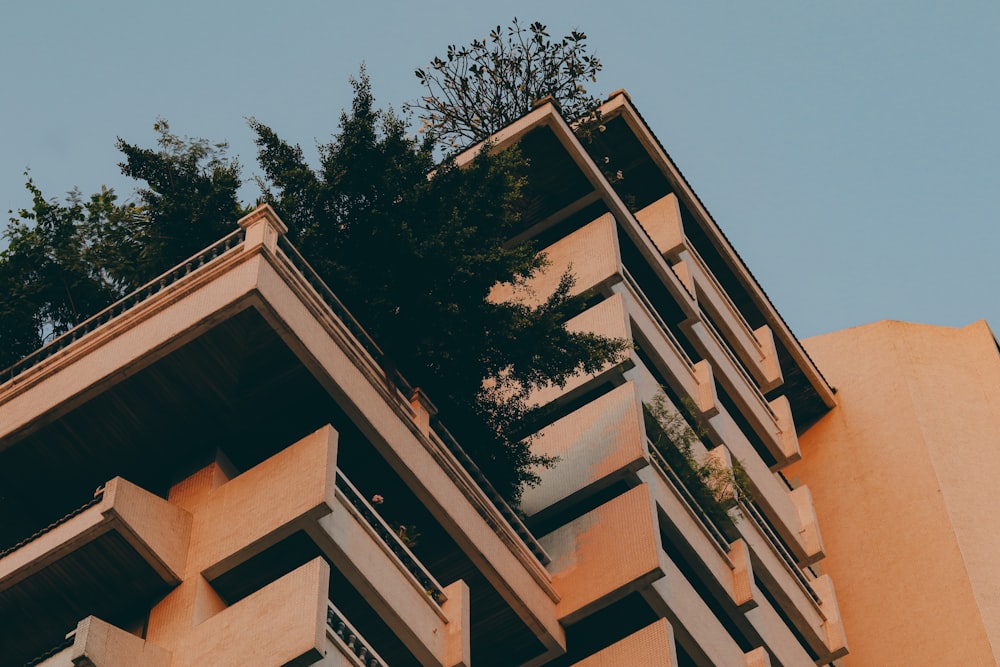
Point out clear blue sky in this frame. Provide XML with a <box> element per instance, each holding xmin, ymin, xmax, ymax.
<box><xmin>1</xmin><ymin>1</ymin><xmax>997</xmax><ymax>339</ymax></box>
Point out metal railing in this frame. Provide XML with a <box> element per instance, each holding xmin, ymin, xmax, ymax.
<box><xmin>621</xmin><ymin>266</ymin><xmax>694</xmax><ymax>369</ymax></box>
<box><xmin>1</xmin><ymin>228</ymin><xmax>246</xmax><ymax>384</ymax></box>
<box><xmin>327</xmin><ymin>602</ymin><xmax>387</xmax><ymax>667</ymax></box>
<box><xmin>739</xmin><ymin>498</ymin><xmax>820</xmax><ymax>604</ymax></box>
<box><xmin>335</xmin><ymin>472</ymin><xmax>446</xmax><ymax>605</ymax></box>
<box><xmin>0</xmin><ymin>491</ymin><xmax>104</xmax><ymax>559</ymax></box>
<box><xmin>700</xmin><ymin>315</ymin><xmax>776</xmax><ymax>421</ymax></box>
<box><xmin>647</xmin><ymin>442</ymin><xmax>731</xmax><ymax>554</ymax></box>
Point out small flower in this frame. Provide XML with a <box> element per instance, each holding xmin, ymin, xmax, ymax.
<box><xmin>598</xmin><ymin>124</ymin><xmax>606</xmax><ymax>132</ymax></box>
<box><xmin>616</xmin><ymin>170</ymin><xmax>624</xmax><ymax>180</ymax></box>
<box><xmin>603</xmin><ymin>156</ymin><xmax>610</xmax><ymax>164</ymax></box>
<box><xmin>371</xmin><ymin>494</ymin><xmax>384</xmax><ymax>505</ymax></box>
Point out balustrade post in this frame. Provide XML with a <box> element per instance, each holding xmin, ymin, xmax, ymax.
<box><xmin>237</xmin><ymin>203</ymin><xmax>288</xmax><ymax>253</ymax></box>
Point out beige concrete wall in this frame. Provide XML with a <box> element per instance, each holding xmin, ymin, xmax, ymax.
<box><xmin>541</xmin><ymin>485</ymin><xmax>662</xmax><ymax>625</ymax></box>
<box><xmin>522</xmin><ymin>381</ymin><xmax>647</xmax><ymax>518</ymax></box>
<box><xmin>569</xmin><ymin>619</ymin><xmax>676</xmax><ymax>666</ymax></box>
<box><xmin>789</xmin><ymin>320</ymin><xmax>1000</xmax><ymax>665</ymax></box>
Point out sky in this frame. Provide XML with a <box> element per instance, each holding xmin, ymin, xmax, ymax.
<box><xmin>1</xmin><ymin>1</ymin><xmax>997</xmax><ymax>340</ymax></box>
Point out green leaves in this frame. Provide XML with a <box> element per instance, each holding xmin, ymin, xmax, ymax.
<box><xmin>255</xmin><ymin>73</ymin><xmax>625</xmax><ymax>504</ymax></box>
<box><xmin>410</xmin><ymin>17</ymin><xmax>604</xmax><ymax>148</ymax></box>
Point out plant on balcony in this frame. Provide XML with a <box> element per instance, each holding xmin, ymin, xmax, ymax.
<box><xmin>643</xmin><ymin>390</ymin><xmax>752</xmax><ymax>530</ymax></box>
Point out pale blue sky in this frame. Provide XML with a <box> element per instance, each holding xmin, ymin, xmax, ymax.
<box><xmin>1</xmin><ymin>2</ymin><xmax>997</xmax><ymax>339</ymax></box>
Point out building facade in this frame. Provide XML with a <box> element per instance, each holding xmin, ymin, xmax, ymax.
<box><xmin>787</xmin><ymin>320</ymin><xmax>1000</xmax><ymax>666</ymax></box>
<box><xmin>0</xmin><ymin>93</ymin><xmax>847</xmax><ymax>666</ymax></box>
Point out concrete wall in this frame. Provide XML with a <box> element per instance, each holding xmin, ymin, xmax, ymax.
<box><xmin>788</xmin><ymin>320</ymin><xmax>1000</xmax><ymax>665</ymax></box>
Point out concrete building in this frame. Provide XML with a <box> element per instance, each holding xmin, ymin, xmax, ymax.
<box><xmin>787</xmin><ymin>320</ymin><xmax>1000</xmax><ymax>666</ymax></box>
<box><xmin>0</xmin><ymin>92</ymin><xmax>847</xmax><ymax>666</ymax></box>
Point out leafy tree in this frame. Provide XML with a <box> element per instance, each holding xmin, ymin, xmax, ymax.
<box><xmin>0</xmin><ymin>181</ymin><xmax>124</xmax><ymax>369</ymax></box>
<box><xmin>112</xmin><ymin>120</ymin><xmax>243</xmax><ymax>287</ymax></box>
<box><xmin>412</xmin><ymin>18</ymin><xmax>603</xmax><ymax>148</ymax></box>
<box><xmin>253</xmin><ymin>73</ymin><xmax>625</xmax><ymax>503</ymax></box>
<box><xmin>0</xmin><ymin>122</ymin><xmax>242</xmax><ymax>369</ymax></box>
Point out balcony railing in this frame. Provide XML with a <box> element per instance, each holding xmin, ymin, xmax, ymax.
<box><xmin>0</xmin><ymin>491</ymin><xmax>104</xmax><ymax>559</ymax></box>
<box><xmin>621</xmin><ymin>266</ymin><xmax>694</xmax><ymax>369</ymax></box>
<box><xmin>334</xmin><ymin>471</ymin><xmax>447</xmax><ymax>606</ymax></box>
<box><xmin>327</xmin><ymin>601</ymin><xmax>388</xmax><ymax>667</ymax></box>
<box><xmin>738</xmin><ymin>498</ymin><xmax>820</xmax><ymax>605</ymax></box>
<box><xmin>647</xmin><ymin>442</ymin><xmax>731</xmax><ymax>555</ymax></box>
<box><xmin>1</xmin><ymin>229</ymin><xmax>246</xmax><ymax>385</ymax></box>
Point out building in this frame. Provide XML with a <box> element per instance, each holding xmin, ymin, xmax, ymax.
<box><xmin>0</xmin><ymin>92</ymin><xmax>847</xmax><ymax>666</ymax></box>
<box><xmin>787</xmin><ymin>320</ymin><xmax>1000</xmax><ymax>666</ymax></box>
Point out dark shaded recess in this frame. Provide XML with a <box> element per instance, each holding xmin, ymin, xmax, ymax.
<box><xmin>657</xmin><ymin>511</ymin><xmax>758</xmax><ymax>654</ymax></box>
<box><xmin>0</xmin><ymin>307</ymin><xmax>334</xmax><ymax>553</ymax></box>
<box><xmin>755</xmin><ymin>573</ymin><xmax>821</xmax><ymax>662</ymax></box>
<box><xmin>616</xmin><ymin>225</ymin><xmax>702</xmax><ymax>364</ymax></box>
<box><xmin>580</xmin><ymin>114</ymin><xmax>673</xmax><ymax>213</ymax></box>
<box><xmin>528</xmin><ymin>200</ymin><xmax>610</xmax><ymax>251</ymax></box>
<box><xmin>527</xmin><ymin>477</ymin><xmax>634</xmax><ymax>539</ymax></box>
<box><xmin>516</xmin><ymin>126</ymin><xmax>596</xmax><ymax>228</ymax></box>
<box><xmin>539</xmin><ymin>592</ymin><xmax>659</xmax><ymax>667</ymax></box>
<box><xmin>0</xmin><ymin>533</ymin><xmax>168</xmax><ymax>667</ymax></box>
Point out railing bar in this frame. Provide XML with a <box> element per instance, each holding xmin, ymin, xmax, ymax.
<box><xmin>647</xmin><ymin>443</ymin><xmax>731</xmax><ymax>553</ymax></box>
<box><xmin>0</xmin><ymin>492</ymin><xmax>104</xmax><ymax>559</ymax></box>
<box><xmin>701</xmin><ymin>314</ymin><xmax>776</xmax><ymax>420</ymax></box>
<box><xmin>740</xmin><ymin>499</ymin><xmax>821</xmax><ymax>604</ymax></box>
<box><xmin>327</xmin><ymin>601</ymin><xmax>388</xmax><ymax>667</ymax></box>
<box><xmin>1</xmin><ymin>228</ymin><xmax>245</xmax><ymax>384</ymax></box>
<box><xmin>686</xmin><ymin>244</ymin><xmax>761</xmax><ymax>351</ymax></box>
<box><xmin>334</xmin><ymin>471</ymin><xmax>447</xmax><ymax>606</ymax></box>
<box><xmin>621</xmin><ymin>267</ymin><xmax>694</xmax><ymax>369</ymax></box>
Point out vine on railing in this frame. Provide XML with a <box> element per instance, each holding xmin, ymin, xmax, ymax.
<box><xmin>327</xmin><ymin>603</ymin><xmax>386</xmax><ymax>667</ymax></box>
<box><xmin>647</xmin><ymin>445</ymin><xmax>731</xmax><ymax>553</ymax></box>
<box><xmin>0</xmin><ymin>492</ymin><xmax>105</xmax><ymax>559</ymax></box>
<box><xmin>335</xmin><ymin>473</ymin><xmax>446</xmax><ymax>605</ymax></box>
<box><xmin>1</xmin><ymin>228</ymin><xmax>245</xmax><ymax>385</ymax></box>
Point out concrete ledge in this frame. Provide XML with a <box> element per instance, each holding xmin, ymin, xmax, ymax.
<box><xmin>542</xmin><ymin>485</ymin><xmax>662</xmax><ymax>625</ymax></box>
<box><xmin>172</xmin><ymin>557</ymin><xmax>329</xmax><ymax>667</ymax></box>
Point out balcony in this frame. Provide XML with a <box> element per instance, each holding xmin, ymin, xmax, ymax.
<box><xmin>0</xmin><ymin>477</ymin><xmax>191</xmax><ymax>666</ymax></box>
<box><xmin>0</xmin><ymin>206</ymin><xmax>563</xmax><ymax>663</ymax></box>
<box><xmin>521</xmin><ymin>381</ymin><xmax>648</xmax><ymax>522</ymax></box>
<box><xmin>541</xmin><ymin>485</ymin><xmax>663</xmax><ymax>626</ymax></box>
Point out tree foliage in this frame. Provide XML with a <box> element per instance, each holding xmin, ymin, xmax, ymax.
<box><xmin>644</xmin><ymin>391</ymin><xmax>752</xmax><ymax>529</ymax></box>
<box><xmin>1</xmin><ymin>46</ymin><xmax>623</xmax><ymax>504</ymax></box>
<box><xmin>412</xmin><ymin>18</ymin><xmax>603</xmax><ymax>148</ymax></box>
<box><xmin>254</xmin><ymin>72</ymin><xmax>625</xmax><ymax>503</ymax></box>
<box><xmin>0</xmin><ymin>123</ymin><xmax>243</xmax><ymax>370</ymax></box>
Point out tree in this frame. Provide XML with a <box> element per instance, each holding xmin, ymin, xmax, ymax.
<box><xmin>411</xmin><ymin>18</ymin><xmax>603</xmax><ymax>148</ymax></box>
<box><xmin>253</xmin><ymin>72</ymin><xmax>625</xmax><ymax>503</ymax></box>
<box><xmin>113</xmin><ymin>120</ymin><xmax>244</xmax><ymax>288</ymax></box>
<box><xmin>0</xmin><ymin>122</ymin><xmax>243</xmax><ymax>370</ymax></box>
<box><xmin>0</xmin><ymin>181</ymin><xmax>123</xmax><ymax>369</ymax></box>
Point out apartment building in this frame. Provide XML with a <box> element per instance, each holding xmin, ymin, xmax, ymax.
<box><xmin>0</xmin><ymin>92</ymin><xmax>846</xmax><ymax>666</ymax></box>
